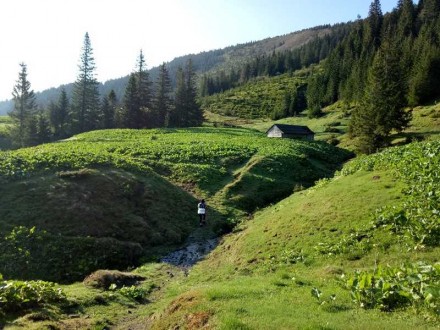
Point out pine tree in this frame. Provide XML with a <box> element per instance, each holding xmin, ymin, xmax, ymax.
<box><xmin>364</xmin><ymin>0</ymin><xmax>383</xmax><ymax>50</ymax></box>
<box><xmin>351</xmin><ymin>35</ymin><xmax>411</xmax><ymax>153</ymax></box>
<box><xmin>169</xmin><ymin>67</ymin><xmax>186</xmax><ymax>127</ymax></box>
<box><xmin>184</xmin><ymin>59</ymin><xmax>203</xmax><ymax>126</ymax></box>
<box><xmin>71</xmin><ymin>32</ymin><xmax>101</xmax><ymax>133</ymax></box>
<box><xmin>9</xmin><ymin>63</ymin><xmax>37</xmax><ymax>147</ymax></box>
<box><xmin>123</xmin><ymin>74</ymin><xmax>142</xmax><ymax>128</ymax></box>
<box><xmin>306</xmin><ymin>73</ymin><xmax>325</xmax><ymax>118</ymax></box>
<box><xmin>136</xmin><ymin>50</ymin><xmax>152</xmax><ymax>126</ymax></box>
<box><xmin>169</xmin><ymin>60</ymin><xmax>202</xmax><ymax>127</ymax></box>
<box><xmin>154</xmin><ymin>63</ymin><xmax>173</xmax><ymax>127</ymax></box>
<box><xmin>101</xmin><ymin>90</ymin><xmax>117</xmax><ymax>129</ymax></box>
<box><xmin>121</xmin><ymin>50</ymin><xmax>153</xmax><ymax>128</ymax></box>
<box><xmin>397</xmin><ymin>0</ymin><xmax>416</xmax><ymax>37</ymax></box>
<box><xmin>36</xmin><ymin>110</ymin><xmax>52</xmax><ymax>144</ymax></box>
<box><xmin>49</xmin><ymin>87</ymin><xmax>70</xmax><ymax>139</ymax></box>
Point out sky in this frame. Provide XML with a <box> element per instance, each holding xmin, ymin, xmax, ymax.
<box><xmin>0</xmin><ymin>0</ymin><xmax>400</xmax><ymax>101</ymax></box>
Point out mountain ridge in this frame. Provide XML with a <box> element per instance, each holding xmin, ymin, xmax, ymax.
<box><xmin>0</xmin><ymin>24</ymin><xmax>338</xmax><ymax>115</ymax></box>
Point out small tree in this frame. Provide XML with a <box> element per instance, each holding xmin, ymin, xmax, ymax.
<box><xmin>71</xmin><ymin>32</ymin><xmax>101</xmax><ymax>133</ymax></box>
<box><xmin>9</xmin><ymin>63</ymin><xmax>37</xmax><ymax>148</ymax></box>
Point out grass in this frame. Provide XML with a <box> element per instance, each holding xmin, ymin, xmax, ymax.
<box><xmin>0</xmin><ymin>127</ymin><xmax>350</xmax><ymax>284</ymax></box>
<box><xmin>1</xmin><ymin>117</ymin><xmax>438</xmax><ymax>328</ymax></box>
<box><xmin>205</xmin><ymin>101</ymin><xmax>440</xmax><ymax>153</ymax></box>
<box><xmin>144</xmin><ymin>140</ymin><xmax>440</xmax><ymax>329</ymax></box>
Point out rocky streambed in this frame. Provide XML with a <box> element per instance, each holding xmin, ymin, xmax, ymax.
<box><xmin>161</xmin><ymin>238</ymin><xmax>218</xmax><ymax>269</ymax></box>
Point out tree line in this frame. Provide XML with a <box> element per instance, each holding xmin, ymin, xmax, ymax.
<box><xmin>199</xmin><ymin>0</ymin><xmax>440</xmax><ymax>153</ymax></box>
<box><xmin>8</xmin><ymin>32</ymin><xmax>202</xmax><ymax>148</ymax></box>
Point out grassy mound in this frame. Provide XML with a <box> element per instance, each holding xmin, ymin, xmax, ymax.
<box><xmin>0</xmin><ymin>168</ymin><xmax>196</xmax><ymax>282</ymax></box>
<box><xmin>148</xmin><ymin>140</ymin><xmax>440</xmax><ymax>329</ymax></box>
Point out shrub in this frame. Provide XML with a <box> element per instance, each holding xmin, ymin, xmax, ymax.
<box><xmin>0</xmin><ymin>277</ymin><xmax>66</xmax><ymax>313</ymax></box>
<box><xmin>346</xmin><ymin>262</ymin><xmax>440</xmax><ymax>313</ymax></box>
<box><xmin>83</xmin><ymin>270</ymin><xmax>145</xmax><ymax>289</ymax></box>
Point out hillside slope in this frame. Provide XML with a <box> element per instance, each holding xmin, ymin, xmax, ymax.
<box><xmin>0</xmin><ymin>127</ymin><xmax>350</xmax><ymax>284</ymax></box>
<box><xmin>145</xmin><ymin>140</ymin><xmax>440</xmax><ymax>329</ymax></box>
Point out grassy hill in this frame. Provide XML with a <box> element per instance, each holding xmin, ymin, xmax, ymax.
<box><xmin>201</xmin><ymin>72</ymin><xmax>308</xmax><ymax>120</ymax></box>
<box><xmin>2</xmin><ymin>138</ymin><xmax>437</xmax><ymax>329</ymax></box>
<box><xmin>142</xmin><ymin>140</ymin><xmax>440</xmax><ymax>329</ymax></box>
<box><xmin>0</xmin><ymin>127</ymin><xmax>349</xmax><ymax>285</ymax></box>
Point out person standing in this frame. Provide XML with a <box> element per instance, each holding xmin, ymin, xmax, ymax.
<box><xmin>198</xmin><ymin>199</ymin><xmax>206</xmax><ymax>226</ymax></box>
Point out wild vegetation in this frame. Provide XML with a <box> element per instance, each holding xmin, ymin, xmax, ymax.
<box><xmin>0</xmin><ymin>0</ymin><xmax>439</xmax><ymax>328</ymax></box>
<box><xmin>0</xmin><ymin>127</ymin><xmax>350</xmax><ymax>285</ymax></box>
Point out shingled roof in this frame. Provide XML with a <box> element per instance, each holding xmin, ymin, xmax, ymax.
<box><xmin>266</xmin><ymin>124</ymin><xmax>314</xmax><ymax>135</ymax></box>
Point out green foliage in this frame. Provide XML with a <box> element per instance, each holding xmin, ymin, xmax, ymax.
<box><xmin>314</xmin><ymin>231</ymin><xmax>372</xmax><ymax>257</ymax></box>
<box><xmin>71</xmin><ymin>32</ymin><xmax>101</xmax><ymax>133</ymax></box>
<box><xmin>311</xmin><ymin>287</ymin><xmax>337</xmax><ymax>305</ymax></box>
<box><xmin>341</xmin><ymin>140</ymin><xmax>440</xmax><ymax>248</ymax></box>
<box><xmin>0</xmin><ymin>278</ymin><xmax>66</xmax><ymax>314</ymax></box>
<box><xmin>0</xmin><ymin>226</ymin><xmax>143</xmax><ymax>283</ymax></box>
<box><xmin>0</xmin><ymin>127</ymin><xmax>350</xmax><ymax>212</ymax></box>
<box><xmin>117</xmin><ymin>285</ymin><xmax>148</xmax><ymax>302</ymax></box>
<box><xmin>347</xmin><ymin>262</ymin><xmax>440</xmax><ymax>313</ymax></box>
<box><xmin>201</xmin><ymin>74</ymin><xmax>307</xmax><ymax>119</ymax></box>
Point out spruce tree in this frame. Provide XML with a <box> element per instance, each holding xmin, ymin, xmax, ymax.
<box><xmin>136</xmin><ymin>50</ymin><xmax>152</xmax><ymax>126</ymax></box>
<box><xmin>184</xmin><ymin>59</ymin><xmax>203</xmax><ymax>126</ymax></box>
<box><xmin>49</xmin><ymin>87</ymin><xmax>70</xmax><ymax>139</ymax></box>
<box><xmin>71</xmin><ymin>32</ymin><xmax>101</xmax><ymax>133</ymax></box>
<box><xmin>351</xmin><ymin>35</ymin><xmax>411</xmax><ymax>153</ymax></box>
<box><xmin>169</xmin><ymin>67</ymin><xmax>186</xmax><ymax>127</ymax></box>
<box><xmin>9</xmin><ymin>63</ymin><xmax>37</xmax><ymax>147</ymax></box>
<box><xmin>365</xmin><ymin>0</ymin><xmax>384</xmax><ymax>48</ymax></box>
<box><xmin>123</xmin><ymin>74</ymin><xmax>142</xmax><ymax>128</ymax></box>
<box><xmin>101</xmin><ymin>90</ymin><xmax>117</xmax><ymax>129</ymax></box>
<box><xmin>36</xmin><ymin>110</ymin><xmax>52</xmax><ymax>144</ymax></box>
<box><xmin>154</xmin><ymin>63</ymin><xmax>173</xmax><ymax>127</ymax></box>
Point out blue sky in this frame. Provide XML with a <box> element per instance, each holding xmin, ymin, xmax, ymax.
<box><xmin>0</xmin><ymin>0</ymin><xmax>401</xmax><ymax>100</ymax></box>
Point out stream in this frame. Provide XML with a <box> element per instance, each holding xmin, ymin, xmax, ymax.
<box><xmin>161</xmin><ymin>238</ymin><xmax>219</xmax><ymax>270</ymax></box>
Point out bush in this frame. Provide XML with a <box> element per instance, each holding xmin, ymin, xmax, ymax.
<box><xmin>347</xmin><ymin>262</ymin><xmax>440</xmax><ymax>313</ymax></box>
<box><xmin>83</xmin><ymin>270</ymin><xmax>145</xmax><ymax>289</ymax></box>
<box><xmin>0</xmin><ymin>226</ymin><xmax>143</xmax><ymax>283</ymax></box>
<box><xmin>0</xmin><ymin>276</ymin><xmax>66</xmax><ymax>313</ymax></box>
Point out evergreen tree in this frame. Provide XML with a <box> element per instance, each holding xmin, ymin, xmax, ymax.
<box><xmin>351</xmin><ymin>35</ymin><xmax>411</xmax><ymax>154</ymax></box>
<box><xmin>169</xmin><ymin>67</ymin><xmax>186</xmax><ymax>127</ymax></box>
<box><xmin>169</xmin><ymin>60</ymin><xmax>203</xmax><ymax>127</ymax></box>
<box><xmin>184</xmin><ymin>59</ymin><xmax>203</xmax><ymax>126</ymax></box>
<box><xmin>101</xmin><ymin>89</ymin><xmax>117</xmax><ymax>129</ymax></box>
<box><xmin>136</xmin><ymin>50</ymin><xmax>152</xmax><ymax>126</ymax></box>
<box><xmin>397</xmin><ymin>0</ymin><xmax>416</xmax><ymax>37</ymax></box>
<box><xmin>306</xmin><ymin>73</ymin><xmax>325</xmax><ymax>118</ymax></box>
<box><xmin>71</xmin><ymin>32</ymin><xmax>101</xmax><ymax>133</ymax></box>
<box><xmin>154</xmin><ymin>63</ymin><xmax>173</xmax><ymax>127</ymax></box>
<box><xmin>49</xmin><ymin>87</ymin><xmax>70</xmax><ymax>139</ymax></box>
<box><xmin>365</xmin><ymin>0</ymin><xmax>384</xmax><ymax>48</ymax></box>
<box><xmin>123</xmin><ymin>73</ymin><xmax>142</xmax><ymax>128</ymax></box>
<box><xmin>36</xmin><ymin>110</ymin><xmax>52</xmax><ymax>144</ymax></box>
<box><xmin>121</xmin><ymin>50</ymin><xmax>153</xmax><ymax>128</ymax></box>
<box><xmin>9</xmin><ymin>63</ymin><xmax>37</xmax><ymax>147</ymax></box>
